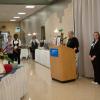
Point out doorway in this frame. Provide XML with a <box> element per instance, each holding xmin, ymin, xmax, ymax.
<box><xmin>41</xmin><ymin>26</ymin><xmax>46</xmax><ymax>40</ymax></box>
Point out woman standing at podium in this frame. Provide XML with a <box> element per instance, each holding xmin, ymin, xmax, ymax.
<box><xmin>67</xmin><ymin>31</ymin><xmax>79</xmax><ymax>64</ymax></box>
<box><xmin>89</xmin><ymin>32</ymin><xmax>100</xmax><ymax>85</ymax></box>
<box><xmin>67</xmin><ymin>31</ymin><xmax>79</xmax><ymax>77</ymax></box>
<box><xmin>67</xmin><ymin>31</ymin><xmax>79</xmax><ymax>53</ymax></box>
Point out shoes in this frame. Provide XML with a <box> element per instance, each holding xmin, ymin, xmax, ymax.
<box><xmin>91</xmin><ymin>81</ymin><xmax>99</xmax><ymax>85</ymax></box>
<box><xmin>17</xmin><ymin>64</ymin><xmax>22</xmax><ymax>67</ymax></box>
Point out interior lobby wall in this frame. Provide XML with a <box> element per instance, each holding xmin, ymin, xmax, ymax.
<box><xmin>20</xmin><ymin>0</ymin><xmax>74</xmax><ymax>42</ymax></box>
<box><xmin>0</xmin><ymin>22</ymin><xmax>20</xmax><ymax>36</ymax></box>
<box><xmin>20</xmin><ymin>0</ymin><xmax>87</xmax><ymax>76</ymax></box>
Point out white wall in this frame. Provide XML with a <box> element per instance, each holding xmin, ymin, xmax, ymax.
<box><xmin>20</xmin><ymin>0</ymin><xmax>73</xmax><ymax>42</ymax></box>
<box><xmin>0</xmin><ymin>22</ymin><xmax>20</xmax><ymax>35</ymax></box>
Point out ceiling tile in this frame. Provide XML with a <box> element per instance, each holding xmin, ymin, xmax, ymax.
<box><xmin>0</xmin><ymin>5</ymin><xmax>46</xmax><ymax>22</ymax></box>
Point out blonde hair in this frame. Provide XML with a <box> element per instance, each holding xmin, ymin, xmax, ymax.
<box><xmin>68</xmin><ymin>31</ymin><xmax>74</xmax><ymax>35</ymax></box>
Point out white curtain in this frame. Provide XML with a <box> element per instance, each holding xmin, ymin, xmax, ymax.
<box><xmin>73</xmin><ymin>0</ymin><xmax>100</xmax><ymax>77</ymax></box>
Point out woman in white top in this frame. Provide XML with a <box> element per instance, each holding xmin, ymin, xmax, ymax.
<box><xmin>13</xmin><ymin>34</ymin><xmax>21</xmax><ymax>64</ymax></box>
<box><xmin>30</xmin><ymin>35</ymin><xmax>39</xmax><ymax>59</ymax></box>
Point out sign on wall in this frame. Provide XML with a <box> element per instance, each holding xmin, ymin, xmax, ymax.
<box><xmin>15</xmin><ymin>27</ymin><xmax>21</xmax><ymax>33</ymax></box>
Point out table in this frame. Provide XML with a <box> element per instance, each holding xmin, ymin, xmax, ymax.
<box><xmin>20</xmin><ymin>48</ymin><xmax>30</xmax><ymax>59</ymax></box>
<box><xmin>0</xmin><ymin>66</ymin><xmax>29</xmax><ymax>100</ymax></box>
<box><xmin>35</xmin><ymin>49</ymin><xmax>50</xmax><ymax>68</ymax></box>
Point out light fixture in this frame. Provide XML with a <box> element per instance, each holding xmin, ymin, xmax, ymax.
<box><xmin>29</xmin><ymin>97</ymin><xmax>32</xmax><ymax>100</ymax></box>
<box><xmin>18</xmin><ymin>12</ymin><xmax>26</xmax><ymax>15</ymax></box>
<box><xmin>25</xmin><ymin>5</ymin><xmax>35</xmax><ymax>9</ymax></box>
<box><xmin>54</xmin><ymin>28</ymin><xmax>59</xmax><ymax>33</ymax></box>
<box><xmin>27</xmin><ymin>33</ymin><xmax>32</xmax><ymax>36</ymax></box>
<box><xmin>10</xmin><ymin>19</ymin><xmax>16</xmax><ymax>21</ymax></box>
<box><xmin>33</xmin><ymin>32</ymin><xmax>37</xmax><ymax>36</ymax></box>
<box><xmin>13</xmin><ymin>16</ymin><xmax>20</xmax><ymax>19</ymax></box>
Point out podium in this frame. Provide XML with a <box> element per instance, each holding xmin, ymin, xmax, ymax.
<box><xmin>50</xmin><ymin>45</ymin><xmax>77</xmax><ymax>82</ymax></box>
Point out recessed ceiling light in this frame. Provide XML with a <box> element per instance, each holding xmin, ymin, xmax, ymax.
<box><xmin>25</xmin><ymin>5</ymin><xmax>35</xmax><ymax>9</ymax></box>
<box><xmin>10</xmin><ymin>19</ymin><xmax>16</xmax><ymax>21</ymax></box>
<box><xmin>13</xmin><ymin>16</ymin><xmax>20</xmax><ymax>19</ymax></box>
<box><xmin>18</xmin><ymin>12</ymin><xmax>26</xmax><ymax>15</ymax></box>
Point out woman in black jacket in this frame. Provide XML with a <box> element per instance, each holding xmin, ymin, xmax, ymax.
<box><xmin>67</xmin><ymin>31</ymin><xmax>79</xmax><ymax>78</ymax></box>
<box><xmin>67</xmin><ymin>31</ymin><xmax>79</xmax><ymax>53</ymax></box>
<box><xmin>89</xmin><ymin>32</ymin><xmax>100</xmax><ymax>85</ymax></box>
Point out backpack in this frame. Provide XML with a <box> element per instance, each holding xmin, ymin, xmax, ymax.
<box><xmin>31</xmin><ymin>41</ymin><xmax>38</xmax><ymax>51</ymax></box>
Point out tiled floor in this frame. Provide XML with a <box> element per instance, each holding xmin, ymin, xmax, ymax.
<box><xmin>22</xmin><ymin>60</ymin><xmax>100</xmax><ymax>100</ymax></box>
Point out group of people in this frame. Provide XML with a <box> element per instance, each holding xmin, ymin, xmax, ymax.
<box><xmin>66</xmin><ymin>31</ymin><xmax>100</xmax><ymax>85</ymax></box>
<box><xmin>4</xmin><ymin>34</ymin><xmax>40</xmax><ymax>64</ymax></box>
<box><xmin>4</xmin><ymin>34</ymin><xmax>21</xmax><ymax>65</ymax></box>
<box><xmin>3</xmin><ymin>31</ymin><xmax>100</xmax><ymax>84</ymax></box>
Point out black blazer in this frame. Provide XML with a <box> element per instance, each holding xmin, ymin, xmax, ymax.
<box><xmin>67</xmin><ymin>37</ymin><xmax>79</xmax><ymax>53</ymax></box>
<box><xmin>89</xmin><ymin>40</ymin><xmax>100</xmax><ymax>59</ymax></box>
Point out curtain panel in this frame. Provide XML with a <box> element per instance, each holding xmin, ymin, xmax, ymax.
<box><xmin>73</xmin><ymin>0</ymin><xmax>100</xmax><ymax>77</ymax></box>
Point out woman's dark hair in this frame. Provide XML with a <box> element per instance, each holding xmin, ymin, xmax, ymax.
<box><xmin>14</xmin><ymin>33</ymin><xmax>18</xmax><ymax>37</ymax></box>
<box><xmin>14</xmin><ymin>34</ymin><xmax>19</xmax><ymax>40</ymax></box>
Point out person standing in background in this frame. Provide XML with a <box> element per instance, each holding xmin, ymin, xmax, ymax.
<box><xmin>30</xmin><ymin>35</ymin><xmax>39</xmax><ymax>59</ymax></box>
<box><xmin>3</xmin><ymin>35</ymin><xmax>13</xmax><ymax>64</ymax></box>
<box><xmin>89</xmin><ymin>32</ymin><xmax>100</xmax><ymax>85</ymax></box>
<box><xmin>13</xmin><ymin>34</ymin><xmax>21</xmax><ymax>64</ymax></box>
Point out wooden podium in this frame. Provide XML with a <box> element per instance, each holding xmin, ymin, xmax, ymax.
<box><xmin>50</xmin><ymin>45</ymin><xmax>77</xmax><ymax>82</ymax></box>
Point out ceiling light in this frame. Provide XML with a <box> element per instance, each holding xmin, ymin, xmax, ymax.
<box><xmin>10</xmin><ymin>19</ymin><xmax>16</xmax><ymax>21</ymax></box>
<box><xmin>13</xmin><ymin>16</ymin><xmax>20</xmax><ymax>19</ymax></box>
<box><xmin>18</xmin><ymin>12</ymin><xmax>26</xmax><ymax>15</ymax></box>
<box><xmin>25</xmin><ymin>5</ymin><xmax>35</xmax><ymax>9</ymax></box>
